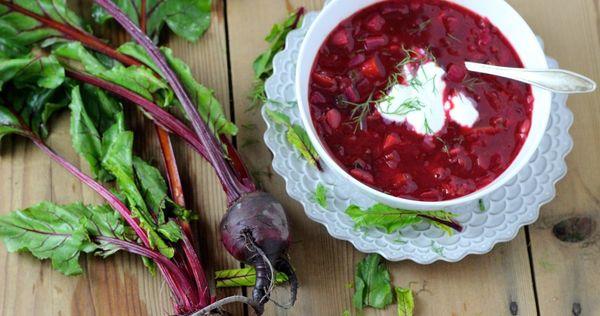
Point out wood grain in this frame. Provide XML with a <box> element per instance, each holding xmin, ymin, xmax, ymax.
<box><xmin>1</xmin><ymin>0</ymin><xmax>598</xmax><ymax>315</ymax></box>
<box><xmin>0</xmin><ymin>0</ymin><xmax>240</xmax><ymax>315</ymax></box>
<box><xmin>226</xmin><ymin>0</ymin><xmax>537</xmax><ymax>315</ymax></box>
<box><xmin>508</xmin><ymin>0</ymin><xmax>600</xmax><ymax>315</ymax></box>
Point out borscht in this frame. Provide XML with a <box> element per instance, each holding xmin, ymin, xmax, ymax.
<box><xmin>308</xmin><ymin>0</ymin><xmax>533</xmax><ymax>201</ymax></box>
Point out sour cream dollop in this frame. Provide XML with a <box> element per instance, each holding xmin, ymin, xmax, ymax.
<box><xmin>376</xmin><ymin>62</ymin><xmax>478</xmax><ymax>135</ymax></box>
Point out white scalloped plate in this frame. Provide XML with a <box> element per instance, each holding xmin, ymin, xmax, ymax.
<box><xmin>261</xmin><ymin>10</ymin><xmax>573</xmax><ymax>264</ymax></box>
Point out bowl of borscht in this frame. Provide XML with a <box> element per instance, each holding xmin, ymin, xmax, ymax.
<box><xmin>296</xmin><ymin>0</ymin><xmax>553</xmax><ymax>210</ymax></box>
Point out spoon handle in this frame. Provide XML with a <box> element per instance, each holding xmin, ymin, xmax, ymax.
<box><xmin>465</xmin><ymin>62</ymin><xmax>597</xmax><ymax>94</ymax></box>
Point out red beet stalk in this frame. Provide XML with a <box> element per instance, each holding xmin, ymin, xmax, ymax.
<box><xmin>94</xmin><ymin>0</ymin><xmax>299</xmax><ymax>313</ymax></box>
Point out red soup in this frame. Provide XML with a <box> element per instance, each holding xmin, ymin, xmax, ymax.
<box><xmin>309</xmin><ymin>0</ymin><xmax>533</xmax><ymax>201</ymax></box>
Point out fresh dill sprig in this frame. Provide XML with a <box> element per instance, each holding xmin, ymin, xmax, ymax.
<box><xmin>342</xmin><ymin>47</ymin><xmax>438</xmax><ymax>132</ymax></box>
<box><xmin>424</xmin><ymin>118</ymin><xmax>433</xmax><ymax>135</ymax></box>
<box><xmin>378</xmin><ymin>97</ymin><xmax>424</xmax><ymax>116</ymax></box>
<box><xmin>343</xmin><ymin>92</ymin><xmax>378</xmax><ymax>131</ymax></box>
<box><xmin>436</xmin><ymin>136</ymin><xmax>449</xmax><ymax>153</ymax></box>
<box><xmin>408</xmin><ymin>18</ymin><xmax>432</xmax><ymax>35</ymax></box>
<box><xmin>462</xmin><ymin>76</ymin><xmax>485</xmax><ymax>92</ymax></box>
<box><xmin>447</xmin><ymin>33</ymin><xmax>462</xmax><ymax>43</ymax></box>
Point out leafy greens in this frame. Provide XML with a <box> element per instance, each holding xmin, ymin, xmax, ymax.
<box><xmin>346</xmin><ymin>203</ymin><xmax>461</xmax><ymax>235</ymax></box>
<box><xmin>92</xmin><ymin>0</ymin><xmax>212</xmax><ymax>42</ymax></box>
<box><xmin>265</xmin><ymin>108</ymin><xmax>320</xmax><ymax>168</ymax></box>
<box><xmin>353</xmin><ymin>254</ymin><xmax>394</xmax><ymax>309</ymax></box>
<box><xmin>250</xmin><ymin>8</ymin><xmax>304</xmax><ymax>109</ymax></box>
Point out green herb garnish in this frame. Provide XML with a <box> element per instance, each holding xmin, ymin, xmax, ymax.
<box><xmin>314</xmin><ymin>183</ymin><xmax>328</xmax><ymax>208</ymax></box>
<box><xmin>215</xmin><ymin>267</ymin><xmax>288</xmax><ymax>288</ymax></box>
<box><xmin>462</xmin><ymin>76</ymin><xmax>485</xmax><ymax>92</ymax></box>
<box><xmin>343</xmin><ymin>47</ymin><xmax>436</xmax><ymax>132</ymax></box>
<box><xmin>478</xmin><ymin>199</ymin><xmax>486</xmax><ymax>212</ymax></box>
<box><xmin>447</xmin><ymin>33</ymin><xmax>462</xmax><ymax>43</ymax></box>
<box><xmin>250</xmin><ymin>8</ymin><xmax>305</xmax><ymax>110</ymax></box>
<box><xmin>353</xmin><ymin>254</ymin><xmax>394</xmax><ymax>310</ymax></box>
<box><xmin>396</xmin><ymin>287</ymin><xmax>415</xmax><ymax>316</ymax></box>
<box><xmin>408</xmin><ymin>18</ymin><xmax>432</xmax><ymax>35</ymax></box>
<box><xmin>265</xmin><ymin>108</ymin><xmax>321</xmax><ymax>169</ymax></box>
<box><xmin>345</xmin><ymin>203</ymin><xmax>462</xmax><ymax>235</ymax></box>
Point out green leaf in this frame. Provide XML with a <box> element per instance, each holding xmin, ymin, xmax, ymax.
<box><xmin>314</xmin><ymin>183</ymin><xmax>328</xmax><ymax>208</ymax></box>
<box><xmin>352</xmin><ymin>254</ymin><xmax>393</xmax><ymax>310</ymax></box>
<box><xmin>249</xmin><ymin>9</ymin><xmax>303</xmax><ymax>108</ymax></box>
<box><xmin>253</xmin><ymin>9</ymin><xmax>302</xmax><ymax>80</ymax></box>
<box><xmin>52</xmin><ymin>42</ymin><xmax>107</xmax><ymax>74</ymax></box>
<box><xmin>132</xmin><ymin>156</ymin><xmax>168</xmax><ymax>212</ymax></box>
<box><xmin>92</xmin><ymin>0</ymin><xmax>211</xmax><ymax>42</ymax></box>
<box><xmin>265</xmin><ymin>108</ymin><xmax>291</xmax><ymax>126</ymax></box>
<box><xmin>395</xmin><ymin>287</ymin><xmax>415</xmax><ymax>316</ymax></box>
<box><xmin>104</xmin><ymin>43</ymin><xmax>237</xmax><ymax>137</ymax></box>
<box><xmin>99</xmin><ymin>117</ymin><xmax>179</xmax><ymax>257</ymax></box>
<box><xmin>100</xmin><ymin>115</ymin><xmax>148</xmax><ymax>214</ymax></box>
<box><xmin>69</xmin><ymin>86</ymin><xmax>113</xmax><ymax>182</ymax></box>
<box><xmin>0</xmin><ymin>0</ymin><xmax>84</xmax><ymax>56</ymax></box>
<box><xmin>79</xmin><ymin>84</ymin><xmax>123</xmax><ymax>133</ymax></box>
<box><xmin>162</xmin><ymin>47</ymin><xmax>237</xmax><ymax>136</ymax></box>
<box><xmin>287</xmin><ymin>124</ymin><xmax>319</xmax><ymax>167</ymax></box>
<box><xmin>478</xmin><ymin>199</ymin><xmax>486</xmax><ymax>213</ymax></box>
<box><xmin>215</xmin><ymin>267</ymin><xmax>289</xmax><ymax>288</ymax></box>
<box><xmin>0</xmin><ymin>201</ymin><xmax>124</xmax><ymax>275</ymax></box>
<box><xmin>346</xmin><ymin>205</ymin><xmax>422</xmax><ymax>234</ymax></box>
<box><xmin>53</xmin><ymin>42</ymin><xmax>173</xmax><ymax>106</ymax></box>
<box><xmin>0</xmin><ymin>55</ymin><xmax>65</xmax><ymax>90</ymax></box>
<box><xmin>345</xmin><ymin>204</ymin><xmax>458</xmax><ymax>235</ymax></box>
<box><xmin>0</xmin><ymin>105</ymin><xmax>26</xmax><ymax>143</ymax></box>
<box><xmin>265</xmin><ymin>109</ymin><xmax>319</xmax><ymax>167</ymax></box>
<box><xmin>117</xmin><ymin>42</ymin><xmax>162</xmax><ymax>74</ymax></box>
<box><xmin>156</xmin><ymin>220</ymin><xmax>182</xmax><ymax>243</ymax></box>
<box><xmin>8</xmin><ymin>85</ymin><xmax>69</xmax><ymax>138</ymax></box>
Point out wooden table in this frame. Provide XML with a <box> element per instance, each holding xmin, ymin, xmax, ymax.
<box><xmin>1</xmin><ymin>0</ymin><xmax>599</xmax><ymax>315</ymax></box>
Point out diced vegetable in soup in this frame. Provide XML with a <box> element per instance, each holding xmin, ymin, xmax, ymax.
<box><xmin>309</xmin><ymin>0</ymin><xmax>533</xmax><ymax>201</ymax></box>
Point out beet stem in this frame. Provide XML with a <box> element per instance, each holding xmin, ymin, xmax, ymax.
<box><xmin>94</xmin><ymin>0</ymin><xmax>252</xmax><ymax>204</ymax></box>
<box><xmin>29</xmin><ymin>136</ymin><xmax>150</xmax><ymax>245</ymax></box>
<box><xmin>96</xmin><ymin>236</ymin><xmax>197</xmax><ymax>307</ymax></box>
<box><xmin>65</xmin><ymin>69</ymin><xmax>209</xmax><ymax>159</ymax></box>
<box><xmin>0</xmin><ymin>1</ymin><xmax>141</xmax><ymax>67</ymax></box>
<box><xmin>10</xmin><ymin>113</ymin><xmax>198</xmax><ymax>311</ymax></box>
<box><xmin>2</xmin><ymin>0</ymin><xmax>255</xmax><ymax>196</ymax></box>
<box><xmin>28</xmin><ymin>135</ymin><xmax>200</xmax><ymax>310</ymax></box>
<box><xmin>418</xmin><ymin>215</ymin><xmax>463</xmax><ymax>232</ymax></box>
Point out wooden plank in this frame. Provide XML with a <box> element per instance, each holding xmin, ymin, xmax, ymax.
<box><xmin>0</xmin><ymin>0</ymin><xmax>239</xmax><ymax>315</ymax></box>
<box><xmin>226</xmin><ymin>0</ymin><xmax>537</xmax><ymax>315</ymax></box>
<box><xmin>508</xmin><ymin>0</ymin><xmax>600</xmax><ymax>315</ymax></box>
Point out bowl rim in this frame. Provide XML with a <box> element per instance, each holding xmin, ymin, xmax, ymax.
<box><xmin>296</xmin><ymin>0</ymin><xmax>552</xmax><ymax>209</ymax></box>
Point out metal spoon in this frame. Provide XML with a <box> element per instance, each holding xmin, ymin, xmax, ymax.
<box><xmin>465</xmin><ymin>61</ymin><xmax>597</xmax><ymax>94</ymax></box>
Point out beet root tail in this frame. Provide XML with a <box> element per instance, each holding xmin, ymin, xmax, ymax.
<box><xmin>252</xmin><ymin>255</ymin><xmax>272</xmax><ymax>308</ymax></box>
<box><xmin>275</xmin><ymin>257</ymin><xmax>298</xmax><ymax>307</ymax></box>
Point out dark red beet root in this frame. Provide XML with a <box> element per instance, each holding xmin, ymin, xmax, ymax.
<box><xmin>220</xmin><ymin>192</ymin><xmax>297</xmax><ymax>313</ymax></box>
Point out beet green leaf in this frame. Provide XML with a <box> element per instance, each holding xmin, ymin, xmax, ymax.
<box><xmin>0</xmin><ymin>202</ymin><xmax>124</xmax><ymax>275</ymax></box>
<box><xmin>0</xmin><ymin>0</ymin><xmax>84</xmax><ymax>56</ymax></box>
<box><xmin>353</xmin><ymin>254</ymin><xmax>393</xmax><ymax>310</ymax></box>
<box><xmin>346</xmin><ymin>204</ymin><xmax>460</xmax><ymax>235</ymax></box>
<box><xmin>215</xmin><ymin>267</ymin><xmax>288</xmax><ymax>288</ymax></box>
<box><xmin>92</xmin><ymin>0</ymin><xmax>211</xmax><ymax>42</ymax></box>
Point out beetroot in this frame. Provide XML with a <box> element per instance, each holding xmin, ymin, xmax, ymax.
<box><xmin>220</xmin><ymin>192</ymin><xmax>297</xmax><ymax>311</ymax></box>
<box><xmin>93</xmin><ymin>1</ymin><xmax>302</xmax><ymax>313</ymax></box>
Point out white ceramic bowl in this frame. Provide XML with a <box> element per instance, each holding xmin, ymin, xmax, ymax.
<box><xmin>296</xmin><ymin>0</ymin><xmax>552</xmax><ymax>210</ymax></box>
